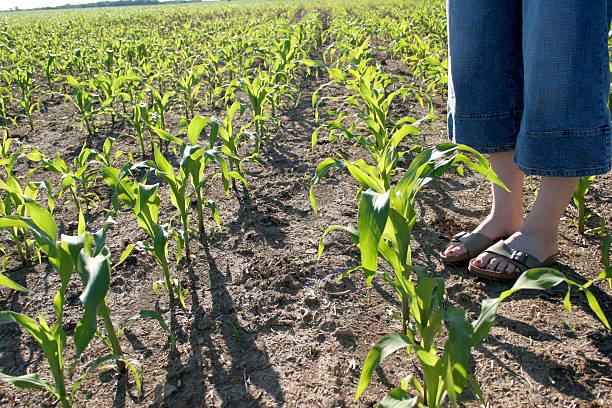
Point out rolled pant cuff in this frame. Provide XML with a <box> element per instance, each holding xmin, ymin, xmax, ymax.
<box><xmin>515</xmin><ymin>126</ymin><xmax>612</xmax><ymax>177</ymax></box>
<box><xmin>448</xmin><ymin>111</ymin><xmax>521</xmax><ymax>153</ymax></box>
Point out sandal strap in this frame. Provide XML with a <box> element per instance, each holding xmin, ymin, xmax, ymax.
<box><xmin>483</xmin><ymin>241</ymin><xmax>543</xmax><ymax>270</ymax></box>
<box><xmin>450</xmin><ymin>232</ymin><xmax>496</xmax><ymax>258</ymax></box>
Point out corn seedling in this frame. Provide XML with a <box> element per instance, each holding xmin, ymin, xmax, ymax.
<box><xmin>101</xmin><ymin>164</ymin><xmax>186</xmax><ymax>310</ymax></box>
<box><xmin>316</xmin><ymin>144</ymin><xmax>610</xmax><ymax>406</ymax></box>
<box><xmin>355</xmin><ymin>268</ymin><xmax>609</xmax><ymax>407</ymax></box>
<box><xmin>0</xmin><ymin>199</ymin><xmax>130</xmax><ymax>407</ymax></box>
<box><xmin>65</xmin><ymin>76</ymin><xmax>99</xmax><ymax>137</ymax></box>
<box><xmin>15</xmin><ymin>67</ymin><xmax>41</xmax><ymax>131</ymax></box>
<box><xmin>568</xmin><ymin>176</ymin><xmax>596</xmax><ymax>235</ymax></box>
<box><xmin>0</xmin><ymin>136</ymin><xmax>48</xmax><ymax>263</ymax></box>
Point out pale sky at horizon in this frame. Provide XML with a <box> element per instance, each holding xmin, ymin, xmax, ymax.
<box><xmin>0</xmin><ymin>0</ymin><xmax>98</xmax><ymax>11</ymax></box>
<box><xmin>0</xmin><ymin>0</ymin><xmax>205</xmax><ymax>11</ymax></box>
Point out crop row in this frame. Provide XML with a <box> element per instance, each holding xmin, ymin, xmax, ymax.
<box><xmin>0</xmin><ymin>1</ymin><xmax>609</xmax><ymax>407</ymax></box>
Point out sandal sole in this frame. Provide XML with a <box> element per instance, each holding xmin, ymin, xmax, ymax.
<box><xmin>468</xmin><ymin>254</ymin><xmax>558</xmax><ymax>281</ymax></box>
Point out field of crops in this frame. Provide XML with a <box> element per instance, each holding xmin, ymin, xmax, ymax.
<box><xmin>0</xmin><ymin>1</ymin><xmax>610</xmax><ymax>407</ymax></box>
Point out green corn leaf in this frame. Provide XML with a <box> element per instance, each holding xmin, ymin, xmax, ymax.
<box><xmin>71</xmin><ymin>354</ymin><xmax>122</xmax><ymax>399</ymax></box>
<box><xmin>563</xmin><ymin>288</ymin><xmax>572</xmax><ymax>313</ymax></box>
<box><xmin>61</xmin><ymin>234</ymin><xmax>86</xmax><ymax>265</ymax></box>
<box><xmin>125</xmin><ymin>359</ymin><xmax>143</xmax><ymax>396</ymax></box>
<box><xmin>311</xmin><ymin>128</ymin><xmax>319</xmax><ymax>150</ymax></box>
<box><xmin>602</xmin><ymin>235</ymin><xmax>611</xmax><ymax>267</ymax></box>
<box><xmin>24</xmin><ymin>197</ymin><xmax>57</xmax><ymax>243</ymax></box>
<box><xmin>376</xmin><ymin>388</ymin><xmax>418</xmax><ymax>408</ymax></box>
<box><xmin>153</xmin><ymin>147</ymin><xmax>174</xmax><ymax>180</ymax></box>
<box><xmin>187</xmin><ymin>116</ymin><xmax>210</xmax><ymax>145</ymax></box>
<box><xmin>356</xmin><ymin>333</ymin><xmax>414</xmax><ymax>401</ymax></box>
<box><xmin>206</xmin><ymin>200</ymin><xmax>222</xmax><ymax>231</ymax></box>
<box><xmin>389</xmin><ymin>124</ymin><xmax>420</xmax><ymax>149</ymax></box>
<box><xmin>130</xmin><ymin>310</ymin><xmax>170</xmax><ymax>333</ymax></box>
<box><xmin>386</xmin><ymin>208</ymin><xmax>411</xmax><ymax>267</ymax></box>
<box><xmin>116</xmin><ymin>244</ymin><xmax>135</xmax><ymax>267</ymax></box>
<box><xmin>0</xmin><ymin>273</ymin><xmax>27</xmax><ymax>292</ymax></box>
<box><xmin>466</xmin><ymin>373</ymin><xmax>484</xmax><ymax>403</ymax></box>
<box><xmin>300</xmin><ymin>58</ymin><xmax>325</xmax><ymax>67</ymax></box>
<box><xmin>472</xmin><ymin>268</ymin><xmax>565</xmax><ymax>345</ymax></box>
<box><xmin>309</xmin><ymin>157</ymin><xmax>345</xmax><ymax>212</ymax></box>
<box><xmin>583</xmin><ymin>289</ymin><xmax>610</xmax><ymax>329</ymax></box>
<box><xmin>345</xmin><ymin>160</ymin><xmax>385</xmax><ymax>193</ymax></box>
<box><xmin>0</xmin><ymin>215</ymin><xmax>57</xmax><ymax>259</ymax></box>
<box><xmin>0</xmin><ymin>372</ymin><xmax>53</xmax><ymax>391</ymax></box>
<box><xmin>151</xmin><ymin>223</ymin><xmax>169</xmax><ymax>270</ymax></box>
<box><xmin>318</xmin><ymin>225</ymin><xmax>359</xmax><ymax>259</ymax></box>
<box><xmin>443</xmin><ymin>307</ymin><xmax>474</xmax><ymax>402</ymax></box>
<box><xmin>150</xmin><ymin>125</ymin><xmax>181</xmax><ymax>144</ymax></box>
<box><xmin>415</xmin><ymin>348</ymin><xmax>439</xmax><ymax>367</ymax></box>
<box><xmin>357</xmin><ymin>190</ymin><xmax>389</xmax><ymax>274</ymax></box>
<box><xmin>228</xmin><ymin>171</ymin><xmax>248</xmax><ymax>188</ymax></box>
<box><xmin>74</xmin><ymin>250</ymin><xmax>111</xmax><ymax>356</ymax></box>
<box><xmin>77</xmin><ymin>207</ymin><xmax>86</xmax><ymax>236</ymax></box>
<box><xmin>0</xmin><ymin>311</ymin><xmax>40</xmax><ymax>334</ymax></box>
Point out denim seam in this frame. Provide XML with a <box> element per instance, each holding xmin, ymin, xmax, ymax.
<box><xmin>599</xmin><ymin>8</ymin><xmax>607</xmax><ymax>124</ymax></box>
<box><xmin>468</xmin><ymin>143</ymin><xmax>516</xmax><ymax>154</ymax></box>
<box><xmin>523</xmin><ymin>125</ymin><xmax>610</xmax><ymax>137</ymax></box>
<box><xmin>453</xmin><ymin>111</ymin><xmax>523</xmax><ymax>120</ymax></box>
<box><xmin>515</xmin><ymin>161</ymin><xmax>612</xmax><ymax>177</ymax></box>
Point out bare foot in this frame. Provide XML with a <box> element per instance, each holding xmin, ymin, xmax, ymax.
<box><xmin>471</xmin><ymin>230</ymin><xmax>558</xmax><ymax>275</ymax></box>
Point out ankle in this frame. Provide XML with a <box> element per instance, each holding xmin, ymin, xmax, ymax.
<box><xmin>474</xmin><ymin>212</ymin><xmax>523</xmax><ymax>237</ymax></box>
<box><xmin>516</xmin><ymin>225</ymin><xmax>558</xmax><ymax>244</ymax></box>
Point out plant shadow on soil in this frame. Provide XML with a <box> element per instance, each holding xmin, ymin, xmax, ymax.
<box><xmin>156</xmin><ymin>236</ymin><xmax>284</xmax><ymax>408</ymax></box>
<box><xmin>446</xmin><ymin>262</ymin><xmax>611</xmax><ymax>402</ymax></box>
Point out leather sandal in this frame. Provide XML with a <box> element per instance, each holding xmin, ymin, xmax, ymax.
<box><xmin>440</xmin><ymin>231</ymin><xmax>502</xmax><ymax>265</ymax></box>
<box><xmin>468</xmin><ymin>240</ymin><xmax>558</xmax><ymax>280</ymax></box>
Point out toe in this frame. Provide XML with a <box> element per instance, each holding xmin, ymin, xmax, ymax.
<box><xmin>444</xmin><ymin>243</ymin><xmax>466</xmax><ymax>257</ymax></box>
<box><xmin>486</xmin><ymin>257</ymin><xmax>500</xmax><ymax>271</ymax></box>
<box><xmin>494</xmin><ymin>260</ymin><xmax>508</xmax><ymax>272</ymax></box>
<box><xmin>473</xmin><ymin>252</ymin><xmax>491</xmax><ymax>266</ymax></box>
<box><xmin>506</xmin><ymin>264</ymin><xmax>520</xmax><ymax>276</ymax></box>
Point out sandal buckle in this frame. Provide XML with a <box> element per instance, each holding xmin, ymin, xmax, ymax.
<box><xmin>510</xmin><ymin>251</ymin><xmax>527</xmax><ymax>262</ymax></box>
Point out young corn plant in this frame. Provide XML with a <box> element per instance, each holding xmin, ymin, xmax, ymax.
<box><xmin>216</xmin><ymin>102</ymin><xmax>257</xmax><ymax>190</ymax></box>
<box><xmin>312</xmin><ymin>64</ymin><xmax>433</xmax><ymax>179</ymax></box>
<box><xmin>0</xmin><ymin>87</ymin><xmax>12</xmax><ymax>129</ymax></box>
<box><xmin>151</xmin><ymin>115</ymin><xmax>242</xmax><ymax>238</ymax></box>
<box><xmin>0</xmin><ymin>136</ymin><xmax>48</xmax><ymax>263</ymax></box>
<box><xmin>38</xmin><ymin>154</ymin><xmax>88</xmax><ymax>229</ymax></box>
<box><xmin>236</xmin><ymin>73</ymin><xmax>272</xmax><ymax>140</ymax></box>
<box><xmin>65</xmin><ymin>76</ymin><xmax>99</xmax><ymax>137</ymax></box>
<box><xmin>152</xmin><ymin>146</ymin><xmax>193</xmax><ymax>261</ymax></box>
<box><xmin>101</xmin><ymin>164</ymin><xmax>187</xmax><ymax>310</ymax></box>
<box><xmin>176</xmin><ymin>65</ymin><xmax>206</xmax><ymax>119</ymax></box>
<box><xmin>355</xmin><ymin>268</ymin><xmax>609</xmax><ymax>408</ymax></box>
<box><xmin>315</xmin><ymin>144</ymin><xmax>610</xmax><ymax>407</ymax></box>
<box><xmin>15</xmin><ymin>67</ymin><xmax>41</xmax><ymax>131</ymax></box>
<box><xmin>0</xmin><ymin>199</ymin><xmax>132</xmax><ymax>407</ymax></box>
<box><xmin>568</xmin><ymin>176</ymin><xmax>596</xmax><ymax>235</ymax></box>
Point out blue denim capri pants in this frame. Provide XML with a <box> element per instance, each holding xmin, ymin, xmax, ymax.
<box><xmin>447</xmin><ymin>0</ymin><xmax>612</xmax><ymax>177</ymax></box>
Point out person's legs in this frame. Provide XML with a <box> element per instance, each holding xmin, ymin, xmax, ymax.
<box><xmin>444</xmin><ymin>0</ymin><xmax>524</xmax><ymax>260</ymax></box>
<box><xmin>470</xmin><ymin>0</ymin><xmax>611</xmax><ymax>275</ymax></box>
<box><xmin>443</xmin><ymin>151</ymin><xmax>523</xmax><ymax>258</ymax></box>
<box><xmin>472</xmin><ymin>177</ymin><xmax>578</xmax><ymax>274</ymax></box>
<box><xmin>514</xmin><ymin>0</ymin><xmax>611</xmax><ymax>178</ymax></box>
